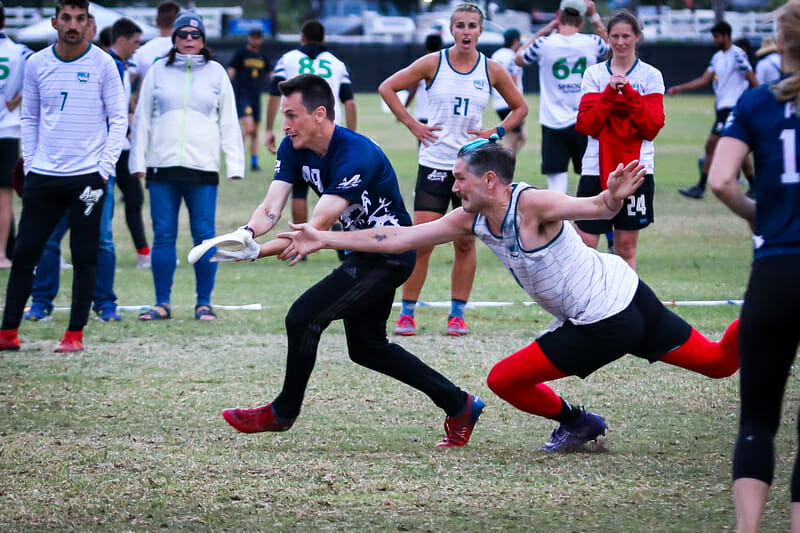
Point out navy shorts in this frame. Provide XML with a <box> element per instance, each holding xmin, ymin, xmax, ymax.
<box><xmin>236</xmin><ymin>94</ymin><xmax>262</xmax><ymax>122</ymax></box>
<box><xmin>538</xmin><ymin>280</ymin><xmax>692</xmax><ymax>378</ymax></box>
<box><xmin>0</xmin><ymin>138</ymin><xmax>19</xmax><ymax>188</ymax></box>
<box><xmin>575</xmin><ymin>174</ymin><xmax>655</xmax><ymax>234</ymax></box>
<box><xmin>712</xmin><ymin>108</ymin><xmax>732</xmax><ymax>136</ymax></box>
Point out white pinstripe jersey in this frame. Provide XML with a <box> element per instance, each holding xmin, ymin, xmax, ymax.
<box><xmin>273</xmin><ymin>49</ymin><xmax>351</xmax><ymax>126</ymax></box>
<box><xmin>708</xmin><ymin>45</ymin><xmax>752</xmax><ymax>110</ymax></box>
<box><xmin>472</xmin><ymin>182</ymin><xmax>639</xmax><ymax>326</ymax></box>
<box><xmin>419</xmin><ymin>49</ymin><xmax>491</xmax><ymax>169</ymax></box>
<box><xmin>0</xmin><ymin>34</ymin><xmax>32</xmax><ymax>138</ymax></box>
<box><xmin>21</xmin><ymin>44</ymin><xmax>127</xmax><ymax>179</ymax></box>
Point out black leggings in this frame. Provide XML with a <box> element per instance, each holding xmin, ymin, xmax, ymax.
<box><xmin>272</xmin><ymin>252</ymin><xmax>468</xmax><ymax>419</ymax></box>
<box><xmin>733</xmin><ymin>254</ymin><xmax>800</xmax><ymax>500</ymax></box>
<box><xmin>115</xmin><ymin>151</ymin><xmax>148</xmax><ymax>250</ymax></box>
<box><xmin>2</xmin><ymin>172</ymin><xmax>105</xmax><ymax>331</ymax></box>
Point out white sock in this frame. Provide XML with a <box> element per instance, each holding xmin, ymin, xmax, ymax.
<box><xmin>547</xmin><ymin>172</ymin><xmax>569</xmax><ymax>194</ymax></box>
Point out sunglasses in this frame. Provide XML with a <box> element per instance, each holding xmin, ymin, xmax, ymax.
<box><xmin>457</xmin><ymin>134</ymin><xmax>500</xmax><ymax>157</ymax></box>
<box><xmin>176</xmin><ymin>30</ymin><xmax>203</xmax><ymax>40</ymax></box>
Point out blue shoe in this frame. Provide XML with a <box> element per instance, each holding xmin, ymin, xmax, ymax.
<box><xmin>540</xmin><ymin>410</ymin><xmax>607</xmax><ymax>452</ymax></box>
<box><xmin>436</xmin><ymin>394</ymin><xmax>485</xmax><ymax>447</ymax></box>
<box><xmin>97</xmin><ymin>307</ymin><xmax>122</xmax><ymax>322</ymax></box>
<box><xmin>24</xmin><ymin>303</ymin><xmax>52</xmax><ymax>322</ymax></box>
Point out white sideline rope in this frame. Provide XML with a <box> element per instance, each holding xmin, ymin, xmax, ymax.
<box><xmin>45</xmin><ymin>303</ymin><xmax>264</xmax><ymax>312</ymax></box>
<box><xmin>392</xmin><ymin>299</ymin><xmax>744</xmax><ymax>308</ymax></box>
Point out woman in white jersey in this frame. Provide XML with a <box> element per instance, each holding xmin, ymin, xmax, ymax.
<box><xmin>574</xmin><ymin>10</ymin><xmax>665</xmax><ymax>270</ymax></box>
<box><xmin>378</xmin><ymin>3</ymin><xmax>527</xmax><ymax>337</ymax></box>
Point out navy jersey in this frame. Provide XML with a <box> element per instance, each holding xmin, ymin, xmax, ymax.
<box><xmin>229</xmin><ymin>48</ymin><xmax>270</xmax><ymax>98</ymax></box>
<box><xmin>723</xmin><ymin>81</ymin><xmax>800</xmax><ymax>259</ymax></box>
<box><xmin>274</xmin><ymin>125</ymin><xmax>412</xmax><ymax>235</ymax></box>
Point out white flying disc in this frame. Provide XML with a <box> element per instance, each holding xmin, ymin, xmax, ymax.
<box><xmin>187</xmin><ymin>232</ymin><xmax>247</xmax><ymax>264</ymax></box>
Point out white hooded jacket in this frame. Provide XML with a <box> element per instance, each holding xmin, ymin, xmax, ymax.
<box><xmin>129</xmin><ymin>52</ymin><xmax>244</xmax><ymax>179</ymax></box>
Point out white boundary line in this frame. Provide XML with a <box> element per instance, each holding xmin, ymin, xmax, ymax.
<box><xmin>392</xmin><ymin>300</ymin><xmax>744</xmax><ymax>308</ymax></box>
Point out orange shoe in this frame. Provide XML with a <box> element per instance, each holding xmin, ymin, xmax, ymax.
<box><xmin>54</xmin><ymin>330</ymin><xmax>83</xmax><ymax>353</ymax></box>
<box><xmin>0</xmin><ymin>329</ymin><xmax>21</xmax><ymax>351</ymax></box>
<box><xmin>446</xmin><ymin>316</ymin><xmax>468</xmax><ymax>336</ymax></box>
<box><xmin>436</xmin><ymin>394</ymin><xmax>485</xmax><ymax>447</ymax></box>
<box><xmin>394</xmin><ymin>314</ymin><xmax>416</xmax><ymax>336</ymax></box>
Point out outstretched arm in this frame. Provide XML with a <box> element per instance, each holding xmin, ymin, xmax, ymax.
<box><xmin>278</xmin><ymin>208</ymin><xmax>475</xmax><ymax>263</ymax></box>
<box><xmin>709</xmin><ymin>137</ymin><xmax>755</xmax><ymax>225</ymax></box>
<box><xmin>668</xmin><ymin>70</ymin><xmax>714</xmax><ymax>95</ymax></box>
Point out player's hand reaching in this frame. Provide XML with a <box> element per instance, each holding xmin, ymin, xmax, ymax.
<box><xmin>277</xmin><ymin>223</ymin><xmax>326</xmax><ymax>265</ymax></box>
<box><xmin>210</xmin><ymin>228</ymin><xmax>261</xmax><ymax>263</ymax></box>
<box><xmin>606</xmin><ymin>160</ymin><xmax>646</xmax><ymax>202</ymax></box>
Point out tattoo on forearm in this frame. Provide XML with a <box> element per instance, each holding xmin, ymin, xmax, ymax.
<box><xmin>373</xmin><ymin>234</ymin><xmax>387</xmax><ymax>242</ymax></box>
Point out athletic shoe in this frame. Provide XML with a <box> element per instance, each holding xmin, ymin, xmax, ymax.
<box><xmin>53</xmin><ymin>330</ymin><xmax>83</xmax><ymax>353</ymax></box>
<box><xmin>446</xmin><ymin>316</ymin><xmax>468</xmax><ymax>336</ymax></box>
<box><xmin>24</xmin><ymin>303</ymin><xmax>52</xmax><ymax>322</ymax></box>
<box><xmin>222</xmin><ymin>403</ymin><xmax>295</xmax><ymax>433</ymax></box>
<box><xmin>394</xmin><ymin>315</ymin><xmax>416</xmax><ymax>336</ymax></box>
<box><xmin>250</xmin><ymin>164</ymin><xmax>262</xmax><ymax>172</ymax></box>
<box><xmin>136</xmin><ymin>253</ymin><xmax>151</xmax><ymax>269</ymax></box>
<box><xmin>678</xmin><ymin>185</ymin><xmax>705</xmax><ymax>199</ymax></box>
<box><xmin>540</xmin><ymin>410</ymin><xmax>607</xmax><ymax>452</ymax></box>
<box><xmin>97</xmin><ymin>307</ymin><xmax>122</xmax><ymax>322</ymax></box>
<box><xmin>0</xmin><ymin>329</ymin><xmax>21</xmax><ymax>351</ymax></box>
<box><xmin>436</xmin><ymin>394</ymin><xmax>485</xmax><ymax>447</ymax></box>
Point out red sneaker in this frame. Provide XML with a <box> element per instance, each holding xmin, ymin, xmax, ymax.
<box><xmin>436</xmin><ymin>394</ymin><xmax>485</xmax><ymax>447</ymax></box>
<box><xmin>394</xmin><ymin>315</ymin><xmax>416</xmax><ymax>336</ymax></box>
<box><xmin>222</xmin><ymin>403</ymin><xmax>295</xmax><ymax>433</ymax></box>
<box><xmin>53</xmin><ymin>330</ymin><xmax>83</xmax><ymax>353</ymax></box>
<box><xmin>0</xmin><ymin>329</ymin><xmax>21</xmax><ymax>351</ymax></box>
<box><xmin>446</xmin><ymin>316</ymin><xmax>468</xmax><ymax>336</ymax></box>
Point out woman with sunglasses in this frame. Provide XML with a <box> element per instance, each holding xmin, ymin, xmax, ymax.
<box><xmin>129</xmin><ymin>10</ymin><xmax>244</xmax><ymax>321</ymax></box>
<box><xmin>574</xmin><ymin>10</ymin><xmax>665</xmax><ymax>270</ymax></box>
<box><xmin>378</xmin><ymin>3</ymin><xmax>527</xmax><ymax>337</ymax></box>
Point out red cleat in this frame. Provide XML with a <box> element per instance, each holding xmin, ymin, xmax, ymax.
<box><xmin>222</xmin><ymin>403</ymin><xmax>295</xmax><ymax>433</ymax></box>
<box><xmin>53</xmin><ymin>330</ymin><xmax>83</xmax><ymax>353</ymax></box>
<box><xmin>0</xmin><ymin>329</ymin><xmax>21</xmax><ymax>351</ymax></box>
<box><xmin>436</xmin><ymin>394</ymin><xmax>485</xmax><ymax>447</ymax></box>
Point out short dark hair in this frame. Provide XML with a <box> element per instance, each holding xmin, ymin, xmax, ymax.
<box><xmin>55</xmin><ymin>0</ymin><xmax>90</xmax><ymax>16</ymax></box>
<box><xmin>99</xmin><ymin>26</ymin><xmax>112</xmax><ymax>48</ymax></box>
<box><xmin>156</xmin><ymin>1</ymin><xmax>181</xmax><ymax>30</ymax></box>
<box><xmin>111</xmin><ymin>17</ymin><xmax>142</xmax><ymax>42</ymax></box>
<box><xmin>711</xmin><ymin>21</ymin><xmax>732</xmax><ymax>37</ymax></box>
<box><xmin>248</xmin><ymin>28</ymin><xmax>263</xmax><ymax>38</ymax></box>
<box><xmin>278</xmin><ymin>73</ymin><xmax>335</xmax><ymax>122</ymax></box>
<box><xmin>301</xmin><ymin>20</ymin><xmax>325</xmax><ymax>43</ymax></box>
<box><xmin>457</xmin><ymin>141</ymin><xmax>515</xmax><ymax>185</ymax></box>
<box><xmin>559</xmin><ymin>10</ymin><xmax>584</xmax><ymax>28</ymax></box>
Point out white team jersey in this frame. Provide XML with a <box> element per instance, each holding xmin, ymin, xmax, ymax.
<box><xmin>22</xmin><ymin>44</ymin><xmax>128</xmax><ymax>179</ymax></box>
<box><xmin>755</xmin><ymin>52</ymin><xmax>782</xmax><ymax>86</ymax></box>
<box><xmin>413</xmin><ymin>79</ymin><xmax>429</xmax><ymax>121</ymax></box>
<box><xmin>520</xmin><ymin>32</ymin><xmax>608</xmax><ymax>129</ymax></box>
<box><xmin>0</xmin><ymin>34</ymin><xmax>32</xmax><ymax>138</ymax></box>
<box><xmin>131</xmin><ymin>36</ymin><xmax>172</xmax><ymax>81</ymax></box>
<box><xmin>490</xmin><ymin>46</ymin><xmax>522</xmax><ymax>111</ymax></box>
<box><xmin>419</xmin><ymin>49</ymin><xmax>491</xmax><ymax>169</ymax></box>
<box><xmin>473</xmin><ymin>182</ymin><xmax>639</xmax><ymax>326</ymax></box>
<box><xmin>580</xmin><ymin>59</ymin><xmax>664</xmax><ymax>175</ymax></box>
<box><xmin>273</xmin><ymin>48</ymin><xmax>351</xmax><ymax>126</ymax></box>
<box><xmin>708</xmin><ymin>45</ymin><xmax>752</xmax><ymax>110</ymax></box>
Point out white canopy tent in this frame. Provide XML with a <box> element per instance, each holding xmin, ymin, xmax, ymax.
<box><xmin>15</xmin><ymin>2</ymin><xmax>159</xmax><ymax>44</ymax></box>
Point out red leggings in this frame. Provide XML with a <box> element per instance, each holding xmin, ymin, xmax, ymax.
<box><xmin>487</xmin><ymin>320</ymin><xmax>739</xmax><ymax>419</ymax></box>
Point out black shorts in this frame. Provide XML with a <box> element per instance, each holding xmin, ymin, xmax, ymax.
<box><xmin>292</xmin><ymin>178</ymin><xmax>308</xmax><ymax>200</ymax></box>
<box><xmin>541</xmin><ymin>125</ymin><xmax>588</xmax><ymax>175</ymax></box>
<box><xmin>236</xmin><ymin>95</ymin><xmax>262</xmax><ymax>122</ymax></box>
<box><xmin>413</xmin><ymin>165</ymin><xmax>462</xmax><ymax>214</ymax></box>
<box><xmin>711</xmin><ymin>108</ymin><xmax>732</xmax><ymax>136</ymax></box>
<box><xmin>574</xmin><ymin>173</ymin><xmax>655</xmax><ymax>234</ymax></box>
<box><xmin>496</xmin><ymin>108</ymin><xmax>523</xmax><ymax>133</ymax></box>
<box><xmin>0</xmin><ymin>138</ymin><xmax>20</xmax><ymax>188</ymax></box>
<box><xmin>538</xmin><ymin>280</ymin><xmax>692</xmax><ymax>378</ymax></box>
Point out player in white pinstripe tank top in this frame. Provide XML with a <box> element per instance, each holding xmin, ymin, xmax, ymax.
<box><xmin>378</xmin><ymin>3</ymin><xmax>527</xmax><ymax>337</ymax></box>
<box><xmin>280</xmin><ymin>138</ymin><xmax>741</xmax><ymax>453</ymax></box>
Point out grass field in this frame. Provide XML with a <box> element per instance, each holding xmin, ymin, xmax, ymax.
<box><xmin>1</xmin><ymin>94</ymin><xmax>797</xmax><ymax>530</ymax></box>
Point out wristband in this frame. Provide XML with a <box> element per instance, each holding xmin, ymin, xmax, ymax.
<box><xmin>242</xmin><ymin>225</ymin><xmax>255</xmax><ymax>236</ymax></box>
<box><xmin>589</xmin><ymin>12</ymin><xmax>602</xmax><ymax>23</ymax></box>
<box><xmin>495</xmin><ymin>125</ymin><xmax>506</xmax><ymax>139</ymax></box>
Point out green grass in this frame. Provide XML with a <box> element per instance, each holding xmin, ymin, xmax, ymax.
<box><xmin>1</xmin><ymin>94</ymin><xmax>796</xmax><ymax>530</ymax></box>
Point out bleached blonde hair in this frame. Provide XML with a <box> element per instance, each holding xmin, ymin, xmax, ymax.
<box><xmin>772</xmin><ymin>0</ymin><xmax>800</xmax><ymax>115</ymax></box>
